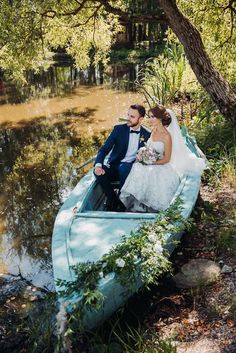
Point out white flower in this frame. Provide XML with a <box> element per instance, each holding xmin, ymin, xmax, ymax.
<box><xmin>102</xmin><ymin>262</ymin><xmax>107</xmax><ymax>269</ymax></box>
<box><xmin>99</xmin><ymin>271</ymin><xmax>103</xmax><ymax>278</ymax></box>
<box><xmin>168</xmin><ymin>224</ymin><xmax>174</xmax><ymax>230</ymax></box>
<box><xmin>153</xmin><ymin>240</ymin><xmax>163</xmax><ymax>255</ymax></box>
<box><xmin>115</xmin><ymin>258</ymin><xmax>126</xmax><ymax>268</ymax></box>
<box><xmin>148</xmin><ymin>233</ymin><xmax>157</xmax><ymax>243</ymax></box>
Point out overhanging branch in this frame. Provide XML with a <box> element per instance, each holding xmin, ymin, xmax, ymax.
<box><xmin>41</xmin><ymin>0</ymin><xmax>167</xmax><ymax>24</ymax></box>
<box><xmin>72</xmin><ymin>4</ymin><xmax>103</xmax><ymax>27</ymax></box>
<box><xmin>96</xmin><ymin>0</ymin><xmax>167</xmax><ymax>23</ymax></box>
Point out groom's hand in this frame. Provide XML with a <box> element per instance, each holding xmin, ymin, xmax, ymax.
<box><xmin>94</xmin><ymin>166</ymin><xmax>105</xmax><ymax>176</ymax></box>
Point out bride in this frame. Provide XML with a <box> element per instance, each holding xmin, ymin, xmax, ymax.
<box><xmin>119</xmin><ymin>105</ymin><xmax>206</xmax><ymax>212</ymax></box>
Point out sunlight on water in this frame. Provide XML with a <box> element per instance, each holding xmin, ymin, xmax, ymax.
<box><xmin>0</xmin><ymin>65</ymin><xmax>144</xmax><ymax>288</ymax></box>
<box><xmin>0</xmin><ymin>86</ymin><xmax>143</xmax><ymax>133</ymax></box>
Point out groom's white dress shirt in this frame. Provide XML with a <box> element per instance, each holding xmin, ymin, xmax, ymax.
<box><xmin>95</xmin><ymin>128</ymin><xmax>140</xmax><ymax>167</ymax></box>
<box><xmin>121</xmin><ymin>128</ymin><xmax>140</xmax><ymax>163</ymax></box>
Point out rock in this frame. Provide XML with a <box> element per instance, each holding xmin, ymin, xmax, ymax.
<box><xmin>173</xmin><ymin>259</ymin><xmax>220</xmax><ymax>288</ymax></box>
<box><xmin>177</xmin><ymin>338</ymin><xmax>220</xmax><ymax>353</ymax></box>
<box><xmin>221</xmin><ymin>265</ymin><xmax>233</xmax><ymax>274</ymax></box>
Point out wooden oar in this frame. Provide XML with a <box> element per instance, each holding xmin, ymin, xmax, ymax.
<box><xmin>76</xmin><ymin>156</ymin><xmax>96</xmax><ymax>170</ymax></box>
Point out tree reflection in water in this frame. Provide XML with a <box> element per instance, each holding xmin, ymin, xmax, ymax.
<box><xmin>0</xmin><ymin>122</ymin><xmax>107</xmax><ymax>264</ymax></box>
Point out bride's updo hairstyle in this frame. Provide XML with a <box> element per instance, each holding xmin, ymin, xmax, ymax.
<box><xmin>148</xmin><ymin>105</ymin><xmax>171</xmax><ymax>126</ymax></box>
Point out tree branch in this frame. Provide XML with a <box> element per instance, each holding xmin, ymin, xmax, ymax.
<box><xmin>58</xmin><ymin>0</ymin><xmax>88</xmax><ymax>16</ymax></box>
<box><xmin>72</xmin><ymin>4</ymin><xmax>103</xmax><ymax>27</ymax></box>
<box><xmin>41</xmin><ymin>0</ymin><xmax>167</xmax><ymax>24</ymax></box>
<box><xmin>95</xmin><ymin>0</ymin><xmax>167</xmax><ymax>23</ymax></box>
<box><xmin>224</xmin><ymin>0</ymin><xmax>236</xmax><ymax>14</ymax></box>
<box><xmin>41</xmin><ymin>0</ymin><xmax>89</xmax><ymax>18</ymax></box>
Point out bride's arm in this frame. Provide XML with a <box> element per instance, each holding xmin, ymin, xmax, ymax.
<box><xmin>153</xmin><ymin>135</ymin><xmax>172</xmax><ymax>165</ymax></box>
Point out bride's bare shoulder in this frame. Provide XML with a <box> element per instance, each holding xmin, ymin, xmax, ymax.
<box><xmin>163</xmin><ymin>129</ymin><xmax>172</xmax><ymax>140</ymax></box>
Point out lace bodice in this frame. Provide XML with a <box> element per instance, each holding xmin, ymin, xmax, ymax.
<box><xmin>147</xmin><ymin>138</ymin><xmax>164</xmax><ymax>158</ymax></box>
<box><xmin>120</xmin><ymin>137</ymin><xmax>180</xmax><ymax>211</ymax></box>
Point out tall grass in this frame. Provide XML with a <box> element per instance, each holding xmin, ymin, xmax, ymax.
<box><xmin>190</xmin><ymin>116</ymin><xmax>236</xmax><ymax>187</ymax></box>
<box><xmin>136</xmin><ymin>44</ymin><xmax>186</xmax><ymax>107</ymax></box>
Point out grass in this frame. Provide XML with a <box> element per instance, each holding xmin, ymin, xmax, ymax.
<box><xmin>190</xmin><ymin>116</ymin><xmax>236</xmax><ymax>188</ymax></box>
<box><xmin>229</xmin><ymin>296</ymin><xmax>236</xmax><ymax>320</ymax></box>
<box><xmin>85</xmin><ymin>319</ymin><xmax>177</xmax><ymax>353</ymax></box>
<box><xmin>19</xmin><ymin>293</ymin><xmax>58</xmax><ymax>353</ymax></box>
<box><xmin>216</xmin><ymin>218</ymin><xmax>236</xmax><ymax>255</ymax></box>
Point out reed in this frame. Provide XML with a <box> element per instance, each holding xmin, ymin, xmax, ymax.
<box><xmin>136</xmin><ymin>44</ymin><xmax>186</xmax><ymax>107</ymax></box>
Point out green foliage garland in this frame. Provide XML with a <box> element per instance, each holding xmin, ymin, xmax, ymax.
<box><xmin>56</xmin><ymin>198</ymin><xmax>192</xmax><ymax>320</ymax></box>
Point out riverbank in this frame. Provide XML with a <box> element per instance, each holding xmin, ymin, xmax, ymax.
<box><xmin>155</xmin><ymin>181</ymin><xmax>236</xmax><ymax>353</ymax></box>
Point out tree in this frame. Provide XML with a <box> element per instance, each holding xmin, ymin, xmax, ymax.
<box><xmin>0</xmin><ymin>0</ymin><xmax>235</xmax><ymax>122</ymax></box>
<box><xmin>0</xmin><ymin>1</ymin><xmax>121</xmax><ymax>81</ymax></box>
<box><xmin>101</xmin><ymin>0</ymin><xmax>236</xmax><ymax>122</ymax></box>
<box><xmin>177</xmin><ymin>0</ymin><xmax>236</xmax><ymax>76</ymax></box>
<box><xmin>158</xmin><ymin>0</ymin><xmax>236</xmax><ymax>122</ymax></box>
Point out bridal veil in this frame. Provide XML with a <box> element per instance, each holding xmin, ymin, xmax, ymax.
<box><xmin>166</xmin><ymin>109</ymin><xmax>207</xmax><ymax>177</ymax></box>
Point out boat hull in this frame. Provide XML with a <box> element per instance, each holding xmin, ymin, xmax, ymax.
<box><xmin>52</xmin><ymin>134</ymin><xmax>202</xmax><ymax>328</ymax></box>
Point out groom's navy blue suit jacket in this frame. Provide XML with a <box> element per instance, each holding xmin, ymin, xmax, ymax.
<box><xmin>95</xmin><ymin>123</ymin><xmax>150</xmax><ymax>166</ymax></box>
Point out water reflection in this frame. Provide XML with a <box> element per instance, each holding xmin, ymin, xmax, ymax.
<box><xmin>0</xmin><ymin>120</ymin><xmax>107</xmax><ymax>287</ymax></box>
<box><xmin>0</xmin><ymin>61</ymin><xmax>142</xmax><ymax>105</ymax></box>
<box><xmin>1</xmin><ymin>233</ymin><xmax>55</xmax><ymax>290</ymax></box>
<box><xmin>1</xmin><ymin>132</ymin><xmax>102</xmax><ymax>244</ymax></box>
<box><xmin>0</xmin><ymin>63</ymin><xmax>144</xmax><ymax>289</ymax></box>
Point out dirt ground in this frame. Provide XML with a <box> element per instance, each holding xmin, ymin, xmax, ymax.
<box><xmin>147</xmin><ymin>182</ymin><xmax>236</xmax><ymax>353</ymax></box>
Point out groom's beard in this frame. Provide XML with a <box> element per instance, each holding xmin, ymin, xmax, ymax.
<box><xmin>126</xmin><ymin>119</ymin><xmax>140</xmax><ymax>128</ymax></box>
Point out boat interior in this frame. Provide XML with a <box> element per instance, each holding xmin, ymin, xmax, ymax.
<box><xmin>81</xmin><ymin>181</ymin><xmax>121</xmax><ymax>212</ymax></box>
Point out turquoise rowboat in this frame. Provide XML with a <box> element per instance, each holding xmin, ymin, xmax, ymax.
<box><xmin>52</xmin><ymin>131</ymin><xmax>203</xmax><ymax>328</ymax></box>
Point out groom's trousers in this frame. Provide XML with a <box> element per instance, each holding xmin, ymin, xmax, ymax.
<box><xmin>94</xmin><ymin>162</ymin><xmax>133</xmax><ymax>204</ymax></box>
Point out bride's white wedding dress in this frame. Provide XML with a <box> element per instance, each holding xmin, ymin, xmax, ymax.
<box><xmin>119</xmin><ymin>109</ymin><xmax>207</xmax><ymax>213</ymax></box>
<box><xmin>119</xmin><ymin>138</ymin><xmax>180</xmax><ymax>212</ymax></box>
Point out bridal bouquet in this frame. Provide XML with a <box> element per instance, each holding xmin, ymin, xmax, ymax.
<box><xmin>136</xmin><ymin>144</ymin><xmax>160</xmax><ymax>165</ymax></box>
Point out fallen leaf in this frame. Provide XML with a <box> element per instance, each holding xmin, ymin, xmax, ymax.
<box><xmin>227</xmin><ymin>319</ymin><xmax>235</xmax><ymax>328</ymax></box>
<box><xmin>203</xmin><ymin>330</ymin><xmax>211</xmax><ymax>335</ymax></box>
<box><xmin>222</xmin><ymin>339</ymin><xmax>230</xmax><ymax>345</ymax></box>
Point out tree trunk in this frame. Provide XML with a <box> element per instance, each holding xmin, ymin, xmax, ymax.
<box><xmin>158</xmin><ymin>0</ymin><xmax>236</xmax><ymax>123</ymax></box>
<box><xmin>127</xmin><ymin>22</ymin><xmax>133</xmax><ymax>47</ymax></box>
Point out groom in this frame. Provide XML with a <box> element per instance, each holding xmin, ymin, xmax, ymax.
<box><xmin>94</xmin><ymin>104</ymin><xmax>150</xmax><ymax>211</ymax></box>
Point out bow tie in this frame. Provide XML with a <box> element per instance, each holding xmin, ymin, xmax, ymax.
<box><xmin>130</xmin><ymin>130</ymin><xmax>140</xmax><ymax>134</ymax></box>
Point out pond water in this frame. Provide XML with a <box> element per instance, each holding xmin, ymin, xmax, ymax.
<box><xmin>0</xmin><ymin>63</ymin><xmax>143</xmax><ymax>290</ymax></box>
